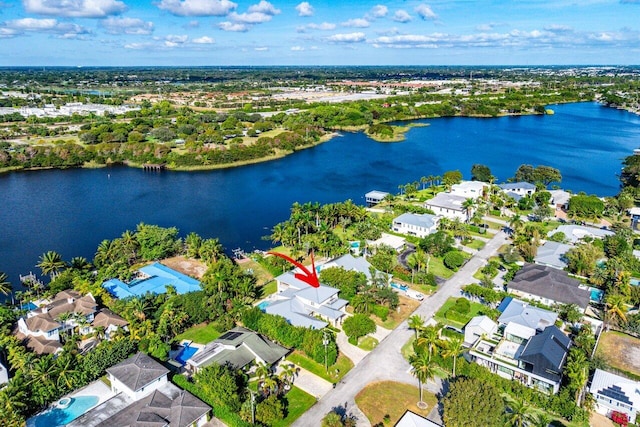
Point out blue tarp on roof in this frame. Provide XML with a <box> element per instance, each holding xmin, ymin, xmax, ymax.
<box><xmin>496</xmin><ymin>296</ymin><xmax>513</xmax><ymax>313</ymax></box>
<box><xmin>102</xmin><ymin>262</ymin><xmax>201</xmax><ymax>298</ymax></box>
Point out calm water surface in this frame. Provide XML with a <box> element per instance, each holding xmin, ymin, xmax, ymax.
<box><xmin>1</xmin><ymin>102</ymin><xmax>639</xmax><ymax>286</ymax></box>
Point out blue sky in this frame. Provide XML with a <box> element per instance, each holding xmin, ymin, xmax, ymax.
<box><xmin>1</xmin><ymin>0</ymin><xmax>639</xmax><ymax>66</ymax></box>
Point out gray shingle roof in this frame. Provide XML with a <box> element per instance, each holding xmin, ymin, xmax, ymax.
<box><xmin>393</xmin><ymin>213</ymin><xmax>438</xmax><ymax>229</ymax></box>
<box><xmin>519</xmin><ymin>325</ymin><xmax>571</xmax><ymax>383</ymax></box>
<box><xmin>424</xmin><ymin>192</ymin><xmax>466</xmax><ymax>211</ymax></box>
<box><xmin>534</xmin><ymin>241</ymin><xmax>571</xmax><ymax>270</ymax></box>
<box><xmin>497</xmin><ymin>298</ymin><xmax>558</xmax><ymax>330</ymax></box>
<box><xmin>499</xmin><ymin>182</ymin><xmax>537</xmax><ymax>191</ymax></box>
<box><xmin>507</xmin><ymin>264</ymin><xmax>590</xmax><ymax>309</ymax></box>
<box><xmin>106</xmin><ymin>352</ymin><xmax>169</xmax><ymax>392</ymax></box>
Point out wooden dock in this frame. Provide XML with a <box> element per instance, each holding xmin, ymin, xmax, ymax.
<box><xmin>142</xmin><ymin>163</ymin><xmax>166</xmax><ymax>171</ymax></box>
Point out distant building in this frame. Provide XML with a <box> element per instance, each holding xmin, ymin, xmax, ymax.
<box><xmin>507</xmin><ymin>264</ymin><xmax>590</xmax><ymax>311</ymax></box>
<box><xmin>450</xmin><ymin>180</ymin><xmax>488</xmax><ymax>198</ymax></box>
<box><xmin>534</xmin><ymin>241</ymin><xmax>572</xmax><ymax>270</ymax></box>
<box><xmin>367</xmin><ymin>233</ymin><xmax>406</xmax><ymax>252</ymax></box>
<box><xmin>498</xmin><ymin>182</ymin><xmax>537</xmax><ymax>198</ymax></box>
<box><xmin>590</xmin><ymin>368</ymin><xmax>640</xmax><ymax>424</ymax></box>
<box><xmin>395</xmin><ymin>410</ymin><xmax>442</xmax><ymax>427</ymax></box>
<box><xmin>185</xmin><ymin>326</ymin><xmax>289</xmax><ymax>373</ymax></box>
<box><xmin>549</xmin><ymin>225</ymin><xmax>614</xmax><ymax>244</ymax></box>
<box><xmin>365</xmin><ymin>190</ymin><xmax>389</xmax><ymax>207</ymax></box>
<box><xmin>549</xmin><ymin>190</ymin><xmax>571</xmax><ymax>210</ymax></box>
<box><xmin>424</xmin><ymin>193</ymin><xmax>468</xmax><ymax>221</ymax></box>
<box><xmin>392</xmin><ymin>213</ymin><xmax>440</xmax><ymax>238</ymax></box>
<box><xmin>103</xmin><ymin>262</ymin><xmax>201</xmax><ymax>299</ymax></box>
<box><xmin>629</xmin><ymin>207</ymin><xmax>640</xmax><ymax>232</ymax></box>
<box><xmin>320</xmin><ymin>253</ymin><xmax>379</xmax><ymax>281</ymax></box>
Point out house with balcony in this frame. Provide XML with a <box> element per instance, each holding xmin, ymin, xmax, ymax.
<box><xmin>424</xmin><ymin>193</ymin><xmax>468</xmax><ymax>221</ymax></box>
<box><xmin>365</xmin><ymin>190</ymin><xmax>390</xmax><ymax>207</ymax></box>
<box><xmin>590</xmin><ymin>368</ymin><xmax>640</xmax><ymax>424</ymax></box>
<box><xmin>392</xmin><ymin>213</ymin><xmax>440</xmax><ymax>238</ymax></box>
<box><xmin>468</xmin><ymin>323</ymin><xmax>571</xmax><ymax>394</ymax></box>
<box><xmin>498</xmin><ymin>182</ymin><xmax>537</xmax><ymax>200</ymax></box>
<box><xmin>266</xmin><ymin>271</ymin><xmax>348</xmax><ymax>329</ymax></box>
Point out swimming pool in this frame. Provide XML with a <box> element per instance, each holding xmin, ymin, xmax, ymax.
<box><xmin>350</xmin><ymin>241</ymin><xmax>360</xmax><ymax>248</ymax></box>
<box><xmin>29</xmin><ymin>395</ymin><xmax>99</xmax><ymax>427</ymax></box>
<box><xmin>631</xmin><ymin>278</ymin><xmax>640</xmax><ymax>286</ymax></box>
<box><xmin>175</xmin><ymin>344</ymin><xmax>198</xmax><ymax>365</ymax></box>
<box><xmin>258</xmin><ymin>300</ymin><xmax>271</xmax><ymax>311</ymax></box>
<box><xmin>589</xmin><ymin>288</ymin><xmax>604</xmax><ymax>302</ymax></box>
<box><xmin>390</xmin><ymin>282</ymin><xmax>408</xmax><ymax>292</ymax></box>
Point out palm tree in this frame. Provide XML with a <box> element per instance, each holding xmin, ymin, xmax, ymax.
<box><xmin>566</xmin><ymin>350</ymin><xmax>589</xmax><ymax>405</ymax></box>
<box><xmin>441</xmin><ymin>336</ymin><xmax>465</xmax><ymax>377</ymax></box>
<box><xmin>279</xmin><ymin>363</ymin><xmax>297</xmax><ymax>387</ymax></box>
<box><xmin>409</xmin><ymin>351</ymin><xmax>436</xmax><ymax>408</ymax></box>
<box><xmin>509</xmin><ymin>214</ymin><xmax>524</xmax><ymax>235</ymax></box>
<box><xmin>69</xmin><ymin>257</ymin><xmax>91</xmax><ymax>272</ymax></box>
<box><xmin>527</xmin><ymin>412</ymin><xmax>551</xmax><ymax>427</ymax></box>
<box><xmin>0</xmin><ymin>271</ymin><xmax>12</xmax><ymax>296</ymax></box>
<box><xmin>462</xmin><ymin>198</ymin><xmax>475</xmax><ymax>223</ymax></box>
<box><xmin>604</xmin><ymin>293</ymin><xmax>628</xmax><ymax>326</ymax></box>
<box><xmin>36</xmin><ymin>251</ymin><xmax>66</xmax><ymax>279</ymax></box>
<box><xmin>408</xmin><ymin>315</ymin><xmax>425</xmax><ymax>341</ymax></box>
<box><xmin>255</xmin><ymin>362</ymin><xmax>271</xmax><ymax>382</ymax></box>
<box><xmin>506</xmin><ymin>397</ymin><xmax>531</xmax><ymax>427</ymax></box>
<box><xmin>416</xmin><ymin>324</ymin><xmax>441</xmax><ymax>361</ymax></box>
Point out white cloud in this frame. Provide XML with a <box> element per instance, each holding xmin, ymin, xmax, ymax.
<box><xmin>157</xmin><ymin>0</ymin><xmax>237</xmax><ymax>17</ymax></box>
<box><xmin>2</xmin><ymin>17</ymin><xmax>90</xmax><ymax>37</ymax></box>
<box><xmin>369</xmin><ymin>5</ymin><xmax>387</xmax><ymax>18</ymax></box>
<box><xmin>326</xmin><ymin>32</ymin><xmax>365</xmax><ymax>43</ymax></box>
<box><xmin>342</xmin><ymin>18</ymin><xmax>369</xmax><ymax>28</ymax></box>
<box><xmin>393</xmin><ymin>10</ymin><xmax>411</xmax><ymax>23</ymax></box>
<box><xmin>415</xmin><ymin>4</ymin><xmax>437</xmax><ymax>21</ymax></box>
<box><xmin>476</xmin><ymin>23</ymin><xmax>497</xmax><ymax>32</ymax></box>
<box><xmin>298</xmin><ymin>22</ymin><xmax>335</xmax><ymax>32</ymax></box>
<box><xmin>254</xmin><ymin>46</ymin><xmax>268</xmax><ymax>50</ymax></box>
<box><xmin>218</xmin><ymin>21</ymin><xmax>248</xmax><ymax>31</ymax></box>
<box><xmin>291</xmin><ymin>45</ymin><xmax>304</xmax><ymax>51</ymax></box>
<box><xmin>229</xmin><ymin>11</ymin><xmax>274</xmax><ymax>24</ymax></box>
<box><xmin>163</xmin><ymin>34</ymin><xmax>188</xmax><ymax>47</ymax></box>
<box><xmin>248</xmin><ymin>0</ymin><xmax>279</xmax><ymax>15</ymax></box>
<box><xmin>23</xmin><ymin>0</ymin><xmax>126</xmax><ymax>18</ymax></box>
<box><xmin>544</xmin><ymin>24</ymin><xmax>573</xmax><ymax>32</ymax></box>
<box><xmin>295</xmin><ymin>1</ymin><xmax>313</xmax><ymax>16</ymax></box>
<box><xmin>192</xmin><ymin>35</ymin><xmax>214</xmax><ymax>43</ymax></box>
<box><xmin>101</xmin><ymin>17</ymin><xmax>153</xmax><ymax>35</ymax></box>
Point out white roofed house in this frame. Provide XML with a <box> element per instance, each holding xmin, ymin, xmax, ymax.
<box><xmin>392</xmin><ymin>213</ymin><xmax>440</xmax><ymax>238</ymax></box>
<box><xmin>424</xmin><ymin>193</ymin><xmax>468</xmax><ymax>221</ymax></box>
<box><xmin>266</xmin><ymin>271</ymin><xmax>348</xmax><ymax>329</ymax></box>
<box><xmin>450</xmin><ymin>180</ymin><xmax>488</xmax><ymax>198</ymax></box>
<box><xmin>590</xmin><ymin>369</ymin><xmax>640</xmax><ymax>424</ymax></box>
<box><xmin>365</xmin><ymin>190</ymin><xmax>390</xmax><ymax>207</ymax></box>
<box><xmin>549</xmin><ymin>189</ymin><xmax>571</xmax><ymax>211</ymax></box>
<box><xmin>463</xmin><ymin>315</ymin><xmax>498</xmax><ymax>346</ymax></box>
<box><xmin>498</xmin><ymin>182</ymin><xmax>537</xmax><ymax>199</ymax></box>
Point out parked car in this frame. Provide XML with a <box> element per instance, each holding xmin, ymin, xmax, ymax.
<box><xmin>406</xmin><ymin>289</ymin><xmax>424</xmax><ymax>301</ymax></box>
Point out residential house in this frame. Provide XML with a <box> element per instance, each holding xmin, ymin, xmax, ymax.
<box><xmin>424</xmin><ymin>193</ymin><xmax>468</xmax><ymax>221</ymax></box>
<box><xmin>468</xmin><ymin>324</ymin><xmax>571</xmax><ymax>394</ymax></box>
<box><xmin>590</xmin><ymin>368</ymin><xmax>640</xmax><ymax>424</ymax></box>
<box><xmin>498</xmin><ymin>182</ymin><xmax>537</xmax><ymax>199</ymax></box>
<box><xmin>365</xmin><ymin>190</ymin><xmax>390</xmax><ymax>207</ymax></box>
<box><xmin>534</xmin><ymin>241</ymin><xmax>572</xmax><ymax>270</ymax></box>
<box><xmin>463</xmin><ymin>315</ymin><xmax>498</xmax><ymax>346</ymax></box>
<box><xmin>549</xmin><ymin>189</ymin><xmax>571</xmax><ymax>211</ymax></box>
<box><xmin>629</xmin><ymin>207</ymin><xmax>640</xmax><ymax>232</ymax></box>
<box><xmin>506</xmin><ymin>264</ymin><xmax>590</xmax><ymax>311</ymax></box>
<box><xmin>185</xmin><ymin>326</ymin><xmax>289</xmax><ymax>373</ymax></box>
<box><xmin>320</xmin><ymin>253</ymin><xmax>379</xmax><ymax>281</ymax></box>
<box><xmin>367</xmin><ymin>233</ymin><xmax>406</xmax><ymax>253</ymax></box>
<box><xmin>15</xmin><ymin>290</ymin><xmax>97</xmax><ymax>355</ymax></box>
<box><xmin>103</xmin><ymin>262</ymin><xmax>201</xmax><ymax>299</ymax></box>
<box><xmin>266</xmin><ymin>271</ymin><xmax>348</xmax><ymax>329</ymax></box>
<box><xmin>450</xmin><ymin>180</ymin><xmax>488</xmax><ymax>198</ymax></box>
<box><xmin>392</xmin><ymin>213</ymin><xmax>440</xmax><ymax>238</ymax></box>
<box><xmin>497</xmin><ymin>298</ymin><xmax>558</xmax><ymax>331</ymax></box>
<box><xmin>395</xmin><ymin>410</ymin><xmax>443</xmax><ymax>427</ymax></box>
<box><xmin>92</xmin><ymin>308</ymin><xmax>129</xmax><ymax>340</ymax></box>
<box><xmin>549</xmin><ymin>225</ymin><xmax>614</xmax><ymax>244</ymax></box>
<box><xmin>71</xmin><ymin>352</ymin><xmax>210</xmax><ymax>427</ymax></box>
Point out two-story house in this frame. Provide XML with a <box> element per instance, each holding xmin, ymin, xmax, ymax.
<box><xmin>392</xmin><ymin>213</ymin><xmax>440</xmax><ymax>238</ymax></box>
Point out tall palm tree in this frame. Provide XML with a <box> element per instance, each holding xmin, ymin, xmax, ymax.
<box><xmin>279</xmin><ymin>363</ymin><xmax>297</xmax><ymax>386</ymax></box>
<box><xmin>255</xmin><ymin>362</ymin><xmax>271</xmax><ymax>382</ymax></box>
<box><xmin>604</xmin><ymin>293</ymin><xmax>628</xmax><ymax>326</ymax></box>
<box><xmin>409</xmin><ymin>351</ymin><xmax>436</xmax><ymax>407</ymax></box>
<box><xmin>416</xmin><ymin>324</ymin><xmax>441</xmax><ymax>361</ymax></box>
<box><xmin>506</xmin><ymin>397</ymin><xmax>531</xmax><ymax>427</ymax></box>
<box><xmin>36</xmin><ymin>251</ymin><xmax>66</xmax><ymax>279</ymax></box>
<box><xmin>527</xmin><ymin>412</ymin><xmax>551</xmax><ymax>427</ymax></box>
<box><xmin>0</xmin><ymin>271</ymin><xmax>12</xmax><ymax>296</ymax></box>
<box><xmin>462</xmin><ymin>198</ymin><xmax>475</xmax><ymax>223</ymax></box>
<box><xmin>69</xmin><ymin>256</ymin><xmax>91</xmax><ymax>272</ymax></box>
<box><xmin>408</xmin><ymin>315</ymin><xmax>425</xmax><ymax>341</ymax></box>
<box><xmin>441</xmin><ymin>336</ymin><xmax>465</xmax><ymax>377</ymax></box>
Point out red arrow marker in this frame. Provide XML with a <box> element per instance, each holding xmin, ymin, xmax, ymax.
<box><xmin>267</xmin><ymin>251</ymin><xmax>320</xmax><ymax>288</ymax></box>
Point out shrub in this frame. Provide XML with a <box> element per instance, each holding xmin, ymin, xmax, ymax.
<box><xmin>444</xmin><ymin>309</ymin><xmax>470</xmax><ymax>324</ymax></box>
<box><xmin>343</xmin><ymin>314</ymin><xmax>376</xmax><ymax>341</ymax></box>
<box><xmin>443</xmin><ymin>250</ymin><xmax>465</xmax><ymax>270</ymax></box>
<box><xmin>371</xmin><ymin>304</ymin><xmax>389</xmax><ymax>321</ymax></box>
<box><xmin>452</xmin><ymin>297</ymin><xmax>471</xmax><ymax>314</ymax></box>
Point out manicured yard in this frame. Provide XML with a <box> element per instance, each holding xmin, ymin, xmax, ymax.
<box><xmin>272</xmin><ymin>386</ymin><xmax>316</xmax><ymax>427</ymax></box>
<box><xmin>174</xmin><ymin>322</ymin><xmax>221</xmax><ymax>344</ymax></box>
<box><xmin>260</xmin><ymin>280</ymin><xmax>277</xmax><ymax>297</ymax></box>
<box><xmin>434</xmin><ymin>297</ymin><xmax>489</xmax><ymax>328</ymax></box>
<box><xmin>355</xmin><ymin>381</ymin><xmax>437</xmax><ymax>425</ymax></box>
<box><xmin>426</xmin><ymin>257</ymin><xmax>454</xmax><ymax>279</ymax></box>
<box><xmin>287</xmin><ymin>351</ymin><xmax>353</xmax><ymax>383</ymax></box>
<box><xmin>358</xmin><ymin>336</ymin><xmax>378</xmax><ymax>351</ymax></box>
<box><xmin>465</xmin><ymin>238</ymin><xmax>486</xmax><ymax>250</ymax></box>
<box><xmin>595</xmin><ymin>331</ymin><xmax>640</xmax><ymax>380</ymax></box>
<box><xmin>239</xmin><ymin>258</ymin><xmax>274</xmax><ymax>287</ymax></box>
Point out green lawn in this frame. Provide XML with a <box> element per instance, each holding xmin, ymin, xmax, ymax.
<box><xmin>355</xmin><ymin>381</ymin><xmax>437</xmax><ymax>425</ymax></box>
<box><xmin>272</xmin><ymin>386</ymin><xmax>316</xmax><ymax>427</ymax></box>
<box><xmin>434</xmin><ymin>297</ymin><xmax>488</xmax><ymax>328</ymax></box>
<box><xmin>260</xmin><ymin>280</ymin><xmax>277</xmax><ymax>297</ymax></box>
<box><xmin>174</xmin><ymin>323</ymin><xmax>221</xmax><ymax>344</ymax></box>
<box><xmin>465</xmin><ymin>238</ymin><xmax>486</xmax><ymax>250</ymax></box>
<box><xmin>358</xmin><ymin>336</ymin><xmax>378</xmax><ymax>351</ymax></box>
<box><xmin>287</xmin><ymin>351</ymin><xmax>353</xmax><ymax>383</ymax></box>
<box><xmin>402</xmin><ymin>335</ymin><xmax>416</xmax><ymax>360</ymax></box>
<box><xmin>426</xmin><ymin>257</ymin><xmax>454</xmax><ymax>279</ymax></box>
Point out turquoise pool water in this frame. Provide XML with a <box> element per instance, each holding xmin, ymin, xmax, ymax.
<box><xmin>175</xmin><ymin>344</ymin><xmax>198</xmax><ymax>365</ymax></box>
<box><xmin>258</xmin><ymin>301</ymin><xmax>271</xmax><ymax>311</ymax></box>
<box><xmin>31</xmin><ymin>395</ymin><xmax>99</xmax><ymax>427</ymax></box>
<box><xmin>350</xmin><ymin>241</ymin><xmax>360</xmax><ymax>248</ymax></box>
<box><xmin>631</xmin><ymin>278</ymin><xmax>640</xmax><ymax>286</ymax></box>
<box><xmin>391</xmin><ymin>282</ymin><xmax>408</xmax><ymax>292</ymax></box>
<box><xmin>590</xmin><ymin>288</ymin><xmax>604</xmax><ymax>302</ymax></box>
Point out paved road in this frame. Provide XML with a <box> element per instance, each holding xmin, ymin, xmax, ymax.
<box><xmin>292</xmin><ymin>231</ymin><xmax>509</xmax><ymax>426</ymax></box>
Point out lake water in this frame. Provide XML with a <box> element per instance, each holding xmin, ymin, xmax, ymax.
<box><xmin>1</xmin><ymin>102</ymin><xmax>639</xmax><ymax>288</ymax></box>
